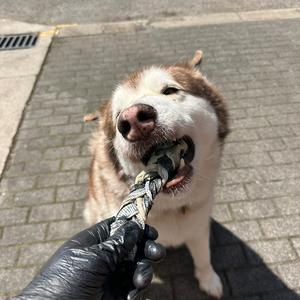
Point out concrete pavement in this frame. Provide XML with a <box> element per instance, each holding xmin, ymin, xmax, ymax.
<box><xmin>0</xmin><ymin>8</ymin><xmax>300</xmax><ymax>300</ymax></box>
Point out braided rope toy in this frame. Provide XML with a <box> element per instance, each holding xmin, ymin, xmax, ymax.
<box><xmin>110</xmin><ymin>139</ymin><xmax>188</xmax><ymax>239</ymax></box>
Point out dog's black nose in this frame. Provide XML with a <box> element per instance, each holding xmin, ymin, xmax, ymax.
<box><xmin>117</xmin><ymin>104</ymin><xmax>157</xmax><ymax>142</ymax></box>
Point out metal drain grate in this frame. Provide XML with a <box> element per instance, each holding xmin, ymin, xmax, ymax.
<box><xmin>0</xmin><ymin>33</ymin><xmax>39</xmax><ymax>51</ymax></box>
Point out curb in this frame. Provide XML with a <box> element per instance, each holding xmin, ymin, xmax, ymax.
<box><xmin>52</xmin><ymin>8</ymin><xmax>300</xmax><ymax>38</ymax></box>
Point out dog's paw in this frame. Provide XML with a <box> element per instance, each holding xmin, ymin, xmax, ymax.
<box><xmin>196</xmin><ymin>268</ymin><xmax>223</xmax><ymax>299</ymax></box>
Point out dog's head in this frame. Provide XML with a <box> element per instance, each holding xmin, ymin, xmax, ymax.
<box><xmin>93</xmin><ymin>51</ymin><xmax>228</xmax><ymax>196</ymax></box>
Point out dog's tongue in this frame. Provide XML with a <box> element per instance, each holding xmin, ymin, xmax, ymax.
<box><xmin>164</xmin><ymin>164</ymin><xmax>192</xmax><ymax>189</ymax></box>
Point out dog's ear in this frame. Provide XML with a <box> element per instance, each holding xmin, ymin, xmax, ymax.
<box><xmin>83</xmin><ymin>110</ymin><xmax>100</xmax><ymax>122</ymax></box>
<box><xmin>189</xmin><ymin>50</ymin><xmax>203</xmax><ymax>68</ymax></box>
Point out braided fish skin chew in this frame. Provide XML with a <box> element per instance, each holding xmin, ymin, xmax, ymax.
<box><xmin>110</xmin><ymin>139</ymin><xmax>188</xmax><ymax>235</ymax></box>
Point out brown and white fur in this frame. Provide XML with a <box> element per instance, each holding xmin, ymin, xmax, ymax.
<box><xmin>84</xmin><ymin>50</ymin><xmax>229</xmax><ymax>298</ymax></box>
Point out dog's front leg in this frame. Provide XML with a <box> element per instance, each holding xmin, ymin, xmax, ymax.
<box><xmin>186</xmin><ymin>206</ymin><xmax>223</xmax><ymax>299</ymax></box>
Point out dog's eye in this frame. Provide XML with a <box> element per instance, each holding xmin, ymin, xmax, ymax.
<box><xmin>162</xmin><ymin>87</ymin><xmax>179</xmax><ymax>95</ymax></box>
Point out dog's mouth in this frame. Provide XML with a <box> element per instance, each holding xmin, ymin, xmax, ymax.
<box><xmin>142</xmin><ymin>135</ymin><xmax>195</xmax><ymax>194</ymax></box>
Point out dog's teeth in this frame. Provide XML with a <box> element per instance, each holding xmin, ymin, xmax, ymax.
<box><xmin>179</xmin><ymin>158</ymin><xmax>185</xmax><ymax>169</ymax></box>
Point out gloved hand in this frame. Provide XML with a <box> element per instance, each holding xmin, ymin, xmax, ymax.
<box><xmin>13</xmin><ymin>217</ymin><xmax>166</xmax><ymax>300</ymax></box>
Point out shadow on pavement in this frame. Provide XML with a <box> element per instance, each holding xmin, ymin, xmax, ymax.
<box><xmin>143</xmin><ymin>220</ymin><xmax>300</xmax><ymax>300</ymax></box>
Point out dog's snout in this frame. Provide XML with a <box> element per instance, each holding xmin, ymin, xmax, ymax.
<box><xmin>117</xmin><ymin>104</ymin><xmax>157</xmax><ymax>142</ymax></box>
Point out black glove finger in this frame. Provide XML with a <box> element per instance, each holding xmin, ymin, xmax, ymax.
<box><xmin>89</xmin><ymin>221</ymin><xmax>142</xmax><ymax>268</ymax></box>
<box><xmin>144</xmin><ymin>224</ymin><xmax>158</xmax><ymax>240</ymax></box>
<box><xmin>63</xmin><ymin>217</ymin><xmax>115</xmax><ymax>249</ymax></box>
<box><xmin>133</xmin><ymin>259</ymin><xmax>153</xmax><ymax>290</ymax></box>
<box><xmin>144</xmin><ymin>240</ymin><xmax>166</xmax><ymax>262</ymax></box>
<box><xmin>127</xmin><ymin>288</ymin><xmax>144</xmax><ymax>300</ymax></box>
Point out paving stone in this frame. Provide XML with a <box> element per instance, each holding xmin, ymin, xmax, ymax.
<box><xmin>40</xmin><ymin>98</ymin><xmax>70</xmax><ymax>108</ymax></box>
<box><xmin>246</xmin><ymin>240</ymin><xmax>297</xmax><ymax>264</ymax></box>
<box><xmin>233</xmin><ymin>152</ymin><xmax>273</xmax><ymax>168</ymax></box>
<box><xmin>212</xmin><ymin>204</ymin><xmax>232</xmax><ymax>223</ymax></box>
<box><xmin>24</xmin><ymin>160</ymin><xmax>61</xmax><ymax>175</ymax></box>
<box><xmin>277</xmin><ymin>262</ymin><xmax>300</xmax><ymax>289</ymax></box>
<box><xmin>47</xmin><ymin>219</ymin><xmax>85</xmax><ymax>240</ymax></box>
<box><xmin>0</xmin><ymin>207</ymin><xmax>28</xmax><ymax>226</ymax></box>
<box><xmin>61</xmin><ymin>157</ymin><xmax>90</xmax><ymax>170</ymax></box>
<box><xmin>171</xmin><ymin>275</ymin><xmax>210</xmax><ymax>300</ymax></box>
<box><xmin>154</xmin><ymin>246</ymin><xmax>194</xmax><ymax>277</ymax></box>
<box><xmin>270</xmin><ymin>149</ymin><xmax>300</xmax><ymax>164</ymax></box>
<box><xmin>260</xmin><ymin>215</ymin><xmax>300</xmax><ymax>238</ymax></box>
<box><xmin>72</xmin><ymin>200</ymin><xmax>85</xmax><ymax>218</ymax></box>
<box><xmin>56</xmin><ymin>184</ymin><xmax>87</xmax><ymax>202</ymax></box>
<box><xmin>0</xmin><ymin>267</ymin><xmax>36</xmax><ymax>294</ymax></box>
<box><xmin>0</xmin><ymin>246</ymin><xmax>19</xmax><ymax>267</ymax></box>
<box><xmin>262</xmin><ymin>290</ymin><xmax>300</xmax><ymax>300</ymax></box>
<box><xmin>219</xmin><ymin>155</ymin><xmax>236</xmax><ymax>170</ymax></box>
<box><xmin>214</xmin><ymin>184</ymin><xmax>248</xmax><ymax>203</ymax></box>
<box><xmin>227</xmin><ymin>266</ymin><xmax>285</xmax><ymax>296</ymax></box>
<box><xmin>246</xmin><ymin>104</ymin><xmax>300</xmax><ymax>117</ymax></box>
<box><xmin>246</xmin><ymin>180</ymin><xmax>300</xmax><ymax>199</ymax></box>
<box><xmin>217</xmin><ymin>168</ymin><xmax>262</xmax><ymax>185</ymax></box>
<box><xmin>283</xmin><ymin>137</ymin><xmax>300</xmax><ymax>149</ymax></box>
<box><xmin>80</xmin><ymin>144</ymin><xmax>90</xmax><ymax>156</ymax></box>
<box><xmin>225</xmin><ymin>139</ymin><xmax>285</xmax><ymax>155</ymax></box>
<box><xmin>212</xmin><ymin>243</ymin><xmax>246</xmax><ymax>270</ymax></box>
<box><xmin>0</xmin><ymin>224</ymin><xmax>47</xmax><ymax>246</ymax></box>
<box><xmin>226</xmin><ymin>108</ymin><xmax>247</xmax><ymax>119</ymax></box>
<box><xmin>224</xmin><ymin>221</ymin><xmax>263</xmax><ymax>241</ymax></box>
<box><xmin>227</xmin><ymin>128</ymin><xmax>259</xmax><ymax>142</ymax></box>
<box><xmin>293</xmin><ymin>124</ymin><xmax>300</xmax><ymax>135</ymax></box>
<box><xmin>14</xmin><ymin>188</ymin><xmax>55</xmax><ymax>206</ymax></box>
<box><xmin>273</xmin><ymin>196</ymin><xmax>300</xmax><ymax>216</ymax></box>
<box><xmin>18</xmin><ymin>127</ymin><xmax>50</xmax><ymax>139</ymax></box>
<box><xmin>257</xmin><ymin>163</ymin><xmax>300</xmax><ymax>181</ymax></box>
<box><xmin>256</xmin><ymin>126</ymin><xmax>295</xmax><ymax>139</ymax></box>
<box><xmin>21</xmin><ymin>119</ymin><xmax>38</xmax><ymax>129</ymax></box>
<box><xmin>231</xmin><ymin>117</ymin><xmax>269</xmax><ymax>129</ymax></box>
<box><xmin>25</xmin><ymin>108</ymin><xmax>53</xmax><ymax>120</ymax></box>
<box><xmin>44</xmin><ymin>146</ymin><xmax>80</xmax><ymax>159</ymax></box>
<box><xmin>29</xmin><ymin>202</ymin><xmax>73</xmax><ymax>222</ymax></box>
<box><xmin>54</xmin><ymin>105</ymin><xmax>86</xmax><ymax>115</ymax></box>
<box><xmin>230</xmin><ymin>200</ymin><xmax>277</xmax><ymax>220</ymax></box>
<box><xmin>77</xmin><ymin>170</ymin><xmax>89</xmax><ymax>184</ymax></box>
<box><xmin>50</xmin><ymin>123</ymin><xmax>83</xmax><ymax>136</ymax></box>
<box><xmin>4</xmin><ymin>163</ymin><xmax>25</xmax><ymax>178</ymax></box>
<box><xmin>267</xmin><ymin>113</ymin><xmax>300</xmax><ymax>126</ymax></box>
<box><xmin>64</xmin><ymin>133</ymin><xmax>90</xmax><ymax>146</ymax></box>
<box><xmin>36</xmin><ymin>115</ymin><xmax>68</xmax><ymax>127</ymax></box>
<box><xmin>18</xmin><ymin>241</ymin><xmax>62</xmax><ymax>266</ymax></box>
<box><xmin>291</xmin><ymin>238</ymin><xmax>300</xmax><ymax>257</ymax></box>
<box><xmin>11</xmin><ymin>150</ymin><xmax>43</xmax><ymax>163</ymax></box>
<box><xmin>0</xmin><ymin>177</ymin><xmax>36</xmax><ymax>192</ymax></box>
<box><xmin>37</xmin><ymin>171</ymin><xmax>77</xmax><ymax>187</ymax></box>
<box><xmin>0</xmin><ymin>191</ymin><xmax>15</xmax><ymax>209</ymax></box>
<box><xmin>26</xmin><ymin>136</ymin><xmax>64</xmax><ymax>150</ymax></box>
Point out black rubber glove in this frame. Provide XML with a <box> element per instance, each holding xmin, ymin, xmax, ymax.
<box><xmin>13</xmin><ymin>217</ymin><xmax>165</xmax><ymax>300</ymax></box>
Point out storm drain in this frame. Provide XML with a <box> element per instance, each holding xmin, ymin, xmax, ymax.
<box><xmin>0</xmin><ymin>33</ymin><xmax>39</xmax><ymax>51</ymax></box>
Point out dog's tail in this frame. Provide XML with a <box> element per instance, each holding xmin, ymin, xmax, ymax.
<box><xmin>189</xmin><ymin>50</ymin><xmax>203</xmax><ymax>68</ymax></box>
<box><xmin>83</xmin><ymin>111</ymin><xmax>100</xmax><ymax>122</ymax></box>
